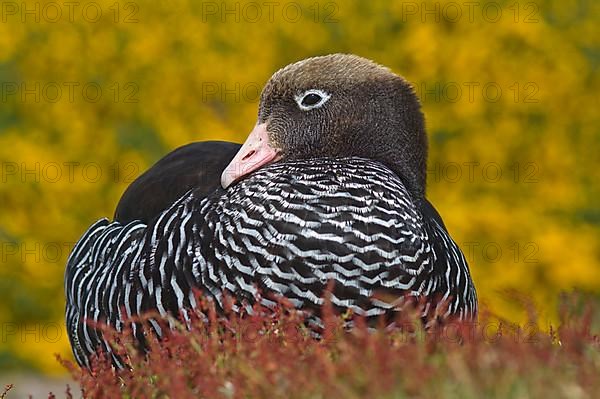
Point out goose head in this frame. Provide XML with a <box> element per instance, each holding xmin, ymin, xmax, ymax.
<box><xmin>221</xmin><ymin>53</ymin><xmax>428</xmax><ymax>199</ymax></box>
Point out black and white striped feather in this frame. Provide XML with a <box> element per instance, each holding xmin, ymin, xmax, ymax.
<box><xmin>65</xmin><ymin>158</ymin><xmax>477</xmax><ymax>368</ymax></box>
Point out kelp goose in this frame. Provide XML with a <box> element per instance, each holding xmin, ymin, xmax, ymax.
<box><xmin>65</xmin><ymin>54</ymin><xmax>477</xmax><ymax>368</ymax></box>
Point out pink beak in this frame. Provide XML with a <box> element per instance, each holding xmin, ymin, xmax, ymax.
<box><xmin>221</xmin><ymin>123</ymin><xmax>282</xmax><ymax>189</ymax></box>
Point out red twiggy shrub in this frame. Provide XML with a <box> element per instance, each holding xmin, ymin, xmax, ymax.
<box><xmin>46</xmin><ymin>293</ymin><xmax>600</xmax><ymax>399</ymax></box>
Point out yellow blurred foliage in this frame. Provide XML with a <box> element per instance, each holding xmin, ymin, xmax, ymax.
<box><xmin>0</xmin><ymin>0</ymin><xmax>598</xmax><ymax>374</ymax></box>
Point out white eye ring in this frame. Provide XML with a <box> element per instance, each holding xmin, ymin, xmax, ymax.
<box><xmin>294</xmin><ymin>89</ymin><xmax>331</xmax><ymax>111</ymax></box>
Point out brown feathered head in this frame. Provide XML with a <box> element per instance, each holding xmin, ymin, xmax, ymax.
<box><xmin>222</xmin><ymin>54</ymin><xmax>427</xmax><ymax>199</ymax></box>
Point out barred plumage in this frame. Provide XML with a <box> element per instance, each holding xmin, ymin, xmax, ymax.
<box><xmin>65</xmin><ymin>157</ymin><xmax>477</xmax><ymax>368</ymax></box>
<box><xmin>65</xmin><ymin>53</ymin><xmax>479</xmax><ymax>368</ymax></box>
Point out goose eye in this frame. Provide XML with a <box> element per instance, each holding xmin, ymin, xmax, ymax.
<box><xmin>295</xmin><ymin>89</ymin><xmax>330</xmax><ymax>111</ymax></box>
<box><xmin>302</xmin><ymin>93</ymin><xmax>322</xmax><ymax>106</ymax></box>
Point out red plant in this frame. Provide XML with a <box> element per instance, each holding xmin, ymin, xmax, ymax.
<box><xmin>41</xmin><ymin>292</ymin><xmax>600</xmax><ymax>398</ymax></box>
